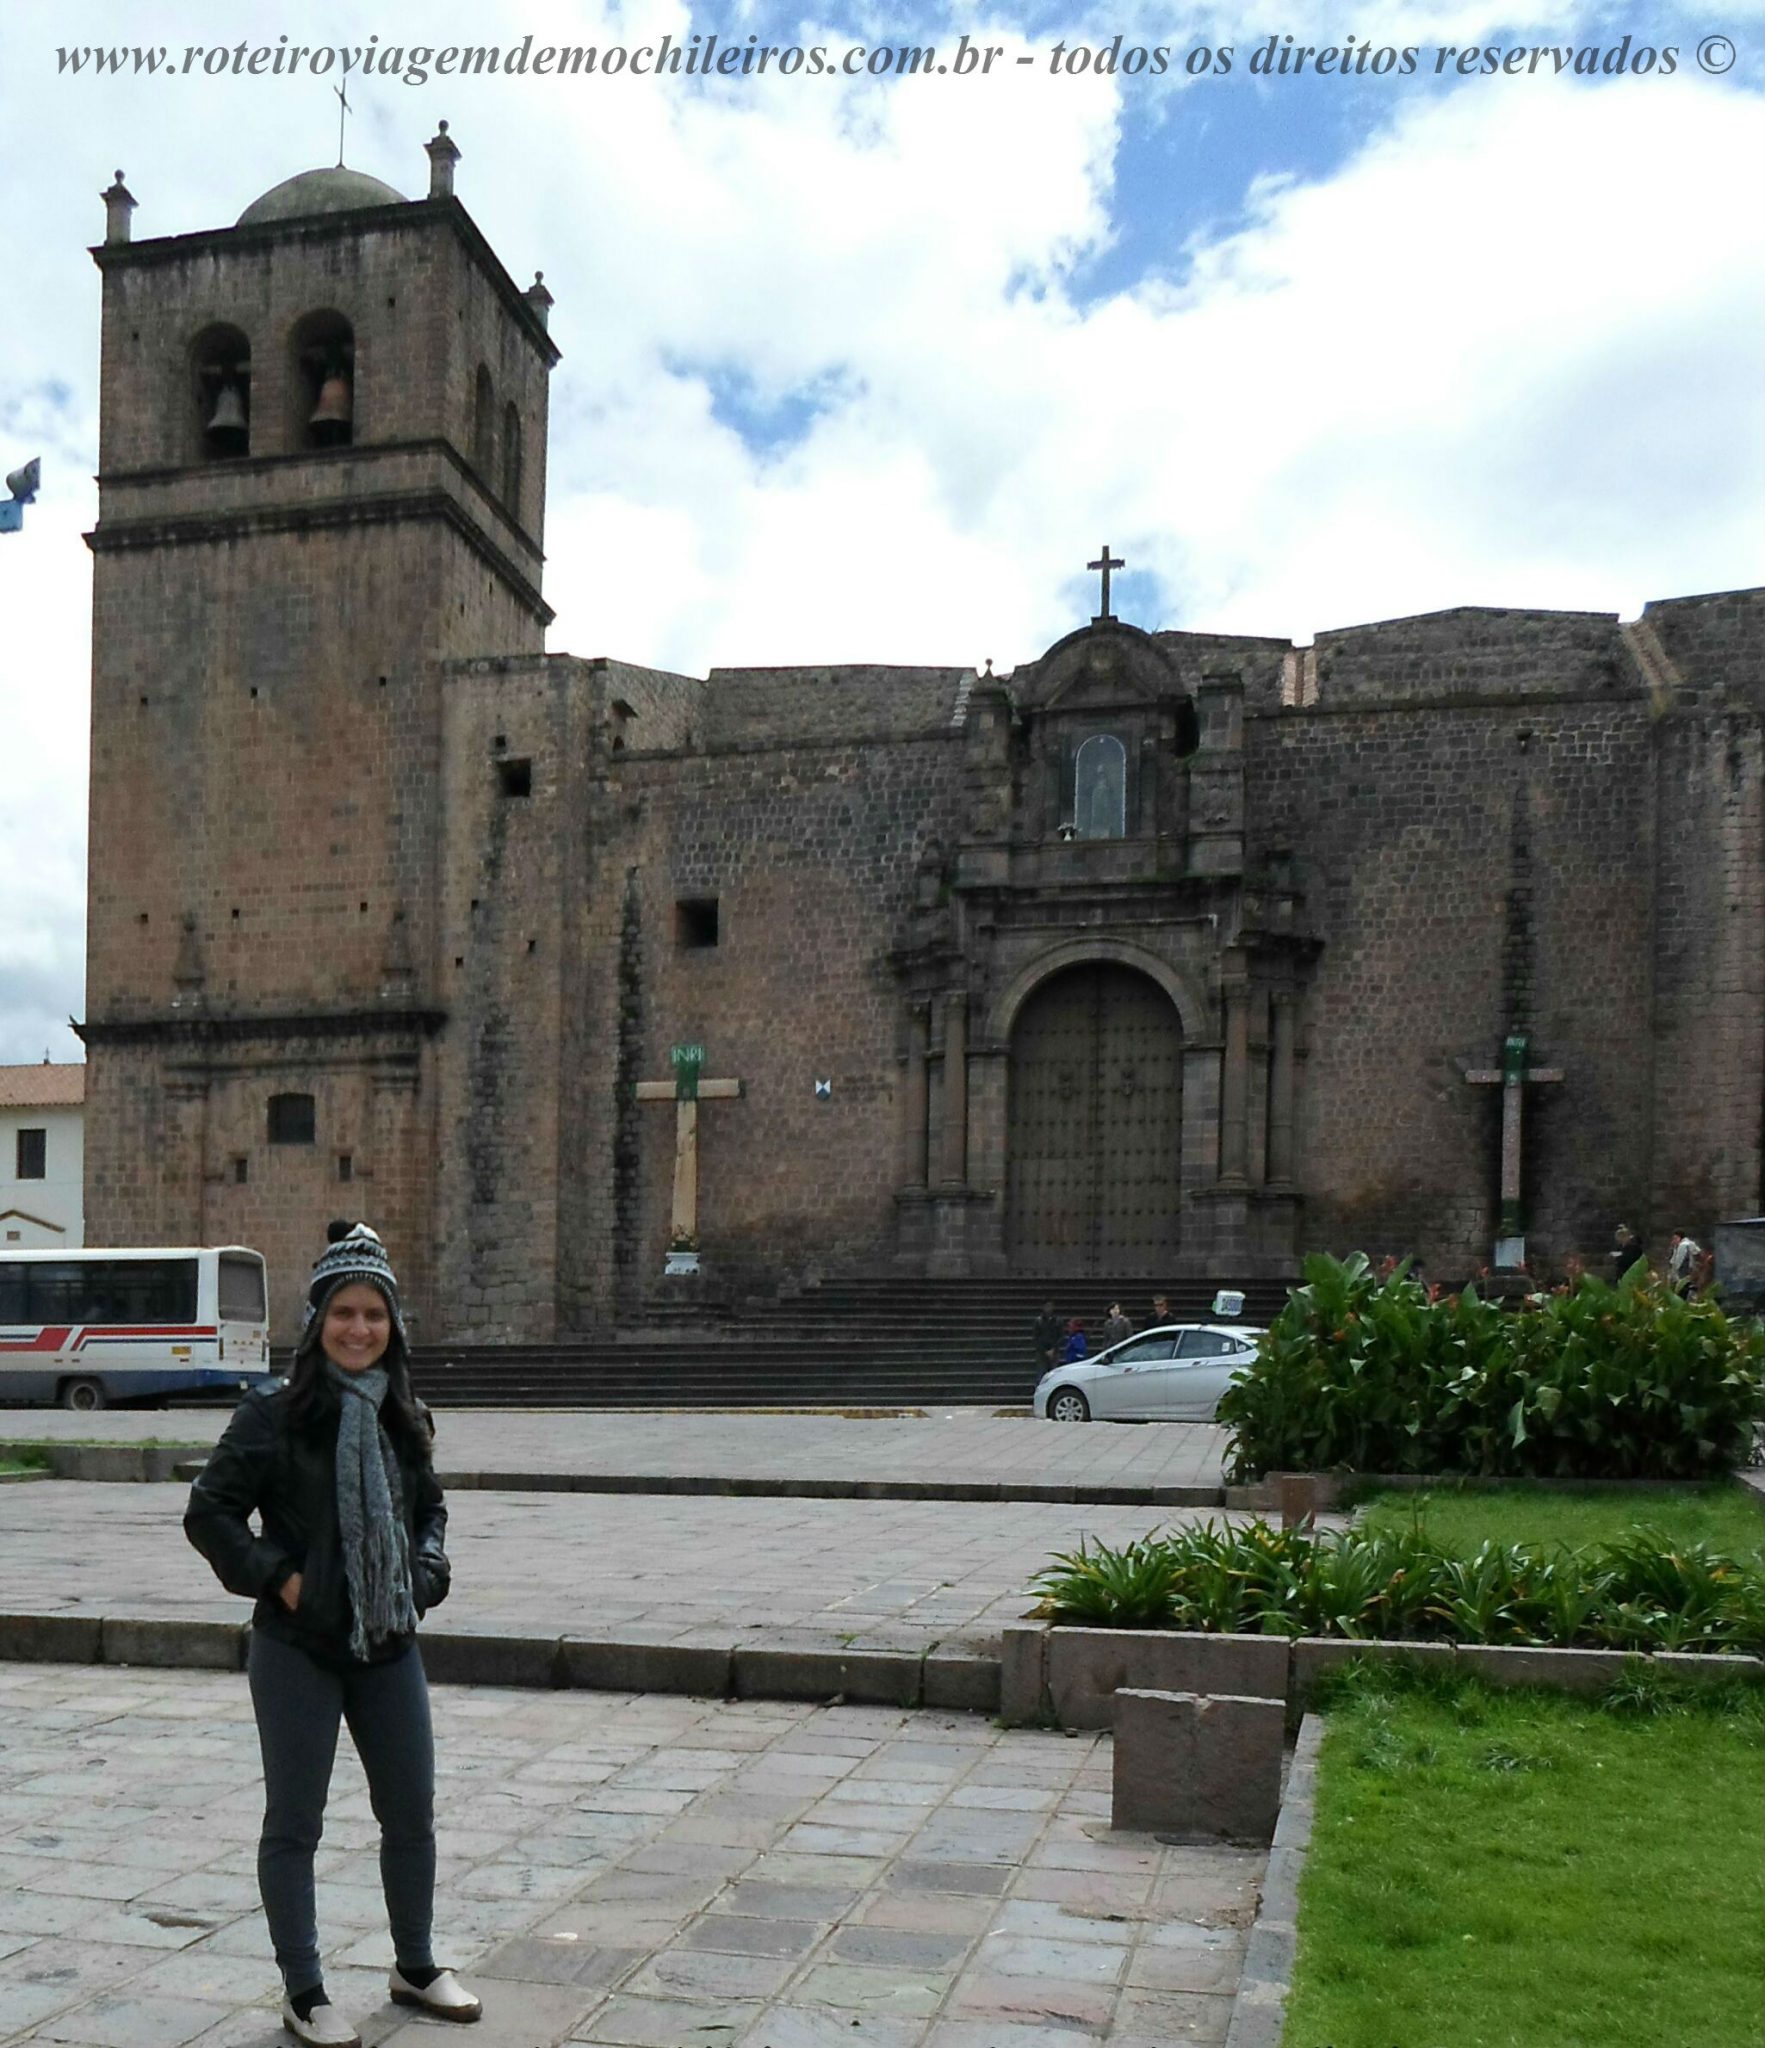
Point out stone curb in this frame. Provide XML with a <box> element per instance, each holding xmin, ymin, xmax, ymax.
<box><xmin>1224</xmin><ymin>1712</ymin><xmax>1323</xmax><ymax>2048</ymax></box>
<box><xmin>1273</xmin><ymin>1468</ymin><xmax>1765</xmax><ymax>1515</ymax></box>
<box><xmin>139</xmin><ymin>1464</ymin><xmax>1221</xmax><ymax>1507</ymax></box>
<box><xmin>0</xmin><ymin>1442</ymin><xmax>200</xmax><ymax>1483</ymax></box>
<box><xmin>998</xmin><ymin>1621</ymin><xmax>1765</xmax><ymax>1723</ymax></box>
<box><xmin>0</xmin><ymin>1609</ymin><xmax>1001</xmax><ymax>1709</ymax></box>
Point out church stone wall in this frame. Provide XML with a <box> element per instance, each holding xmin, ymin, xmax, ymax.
<box><xmin>1309</xmin><ymin>608</ymin><xmax>1623</xmax><ymax>706</ymax></box>
<box><xmin>589</xmin><ymin>723</ymin><xmax>966</xmax><ymax>1302</ymax></box>
<box><xmin>1248</xmin><ymin>629</ymin><xmax>1659</xmax><ymax>1277</ymax></box>
<box><xmin>1644</xmin><ymin>589</ymin><xmax>1765</xmax><ymax>1235</ymax></box>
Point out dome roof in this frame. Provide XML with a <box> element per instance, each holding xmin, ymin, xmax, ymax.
<box><xmin>237</xmin><ymin>165</ymin><xmax>406</xmax><ymax>228</ymax></box>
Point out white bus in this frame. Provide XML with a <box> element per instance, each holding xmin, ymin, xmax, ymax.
<box><xmin>0</xmin><ymin>1247</ymin><xmax>275</xmax><ymax>1411</ymax></box>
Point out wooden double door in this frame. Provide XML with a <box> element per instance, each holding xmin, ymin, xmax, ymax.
<box><xmin>1005</xmin><ymin>963</ymin><xmax>1183</xmax><ymax>1276</ymax></box>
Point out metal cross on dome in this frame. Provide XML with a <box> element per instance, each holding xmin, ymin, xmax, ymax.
<box><xmin>1088</xmin><ymin>543</ymin><xmax>1124</xmax><ymax>623</ymax></box>
<box><xmin>335</xmin><ymin>84</ymin><xmax>352</xmax><ymax>166</ymax></box>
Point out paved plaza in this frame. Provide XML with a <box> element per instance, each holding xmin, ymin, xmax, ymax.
<box><xmin>0</xmin><ymin>1661</ymin><xmax>1261</xmax><ymax>2048</ymax></box>
<box><xmin>0</xmin><ymin>1411</ymin><xmax>1268</xmax><ymax>2044</ymax></box>
<box><xmin>0</xmin><ymin>1484</ymin><xmax>1195</xmax><ymax>1656</ymax></box>
<box><xmin>0</xmin><ymin>1411</ymin><xmax>1232</xmax><ymax>1498</ymax></box>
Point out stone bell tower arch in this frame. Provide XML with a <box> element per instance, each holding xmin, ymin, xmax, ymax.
<box><xmin>80</xmin><ymin>131</ymin><xmax>558</xmax><ymax>1339</ymax></box>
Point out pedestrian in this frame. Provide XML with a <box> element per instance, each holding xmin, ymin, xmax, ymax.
<box><xmin>1667</xmin><ymin>1232</ymin><xmax>1703</xmax><ymax>1293</ymax></box>
<box><xmin>1062</xmin><ymin>1317</ymin><xmax>1089</xmax><ymax>1364</ymax></box>
<box><xmin>1149</xmin><ymin>1293</ymin><xmax>1171</xmax><ymax>1329</ymax></box>
<box><xmin>185</xmin><ymin>1223</ymin><xmax>479</xmax><ymax>2047</ymax></box>
<box><xmin>1102</xmin><ymin>1301</ymin><xmax>1132</xmax><ymax>1349</ymax></box>
<box><xmin>1609</xmin><ymin>1223</ymin><xmax>1641</xmax><ymax>1279</ymax></box>
<box><xmin>1032</xmin><ymin>1299</ymin><xmax>1061</xmax><ymax>1374</ymax></box>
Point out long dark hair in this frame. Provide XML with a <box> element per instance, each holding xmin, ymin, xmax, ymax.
<box><xmin>285</xmin><ymin>1313</ymin><xmax>432</xmax><ymax>1457</ymax></box>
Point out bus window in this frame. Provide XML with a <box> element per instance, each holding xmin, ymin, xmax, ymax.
<box><xmin>0</xmin><ymin>1262</ymin><xmax>24</xmax><ymax>1322</ymax></box>
<box><xmin>219</xmin><ymin>1254</ymin><xmax>267</xmax><ymax>1324</ymax></box>
<box><xmin>25</xmin><ymin>1263</ymin><xmax>85</xmax><ymax>1325</ymax></box>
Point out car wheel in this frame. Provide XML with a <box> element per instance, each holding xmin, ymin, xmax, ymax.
<box><xmin>1047</xmin><ymin>1388</ymin><xmax>1091</xmax><ymax>1423</ymax></box>
<box><xmin>59</xmin><ymin>1378</ymin><xmax>107</xmax><ymax>1413</ymax></box>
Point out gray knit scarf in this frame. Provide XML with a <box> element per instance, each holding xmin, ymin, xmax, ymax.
<box><xmin>323</xmin><ymin>1361</ymin><xmax>417</xmax><ymax>1660</ymax></box>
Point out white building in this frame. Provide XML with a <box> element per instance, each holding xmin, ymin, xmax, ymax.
<box><xmin>0</xmin><ymin>1064</ymin><xmax>85</xmax><ymax>1247</ymax></box>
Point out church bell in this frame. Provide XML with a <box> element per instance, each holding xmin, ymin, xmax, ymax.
<box><xmin>204</xmin><ymin>381</ymin><xmax>248</xmax><ymax>453</ymax></box>
<box><xmin>308</xmin><ymin>368</ymin><xmax>353</xmax><ymax>445</ymax></box>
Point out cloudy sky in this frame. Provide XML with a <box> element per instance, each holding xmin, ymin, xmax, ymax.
<box><xmin>1</xmin><ymin>0</ymin><xmax>1760</xmax><ymax>1062</ymax></box>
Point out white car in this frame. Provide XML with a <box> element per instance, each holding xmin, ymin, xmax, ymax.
<box><xmin>1035</xmin><ymin>1323</ymin><xmax>1265</xmax><ymax>1422</ymax></box>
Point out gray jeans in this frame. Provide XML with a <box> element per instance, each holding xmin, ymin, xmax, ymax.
<box><xmin>247</xmin><ymin>1629</ymin><xmax>436</xmax><ymax>1993</ymax></box>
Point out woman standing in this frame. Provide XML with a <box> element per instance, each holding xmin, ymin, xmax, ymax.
<box><xmin>186</xmin><ymin>1223</ymin><xmax>480</xmax><ymax>2046</ymax></box>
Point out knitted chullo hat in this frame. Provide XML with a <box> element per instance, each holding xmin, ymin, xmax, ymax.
<box><xmin>301</xmin><ymin>1219</ymin><xmax>407</xmax><ymax>1350</ymax></box>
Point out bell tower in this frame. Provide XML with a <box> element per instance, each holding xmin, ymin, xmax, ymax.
<box><xmin>81</xmin><ymin>130</ymin><xmax>558</xmax><ymax>1335</ymax></box>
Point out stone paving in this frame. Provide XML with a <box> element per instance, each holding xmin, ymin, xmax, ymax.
<box><xmin>0</xmin><ymin>1484</ymin><xmax>1200</xmax><ymax>1655</ymax></box>
<box><xmin>0</xmin><ymin>1662</ymin><xmax>1262</xmax><ymax>2048</ymax></box>
<box><xmin>0</xmin><ymin>1412</ymin><xmax>1231</xmax><ymax>1496</ymax></box>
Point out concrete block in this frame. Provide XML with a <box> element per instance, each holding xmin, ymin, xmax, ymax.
<box><xmin>419</xmin><ymin>1630</ymin><xmax>560</xmax><ymax>1688</ymax></box>
<box><xmin>142</xmin><ymin>1447</ymin><xmax>190</xmax><ymax>1482</ymax></box>
<box><xmin>1291</xmin><ymin>1637</ymin><xmax>1453</xmax><ymax>1703</ymax></box>
<box><xmin>55</xmin><ymin>1445</ymin><xmax>148</xmax><ymax>1482</ymax></box>
<box><xmin>1111</xmin><ymin>1688</ymin><xmax>1284</xmax><ymax>1842</ymax></box>
<box><xmin>100</xmin><ymin>1616</ymin><xmax>246</xmax><ymax>1670</ymax></box>
<box><xmin>1649</xmin><ymin>1651</ymin><xmax>1765</xmax><ymax>1687</ymax></box>
<box><xmin>557</xmin><ymin>1637</ymin><xmax>733</xmax><ymax>1697</ymax></box>
<box><xmin>1456</xmin><ymin>1645</ymin><xmax>1631</xmax><ymax>1693</ymax></box>
<box><xmin>1048</xmin><ymin>1628</ymin><xmax>1289</xmax><ymax>1729</ymax></box>
<box><xmin>0</xmin><ymin>1612</ymin><xmax>103</xmax><ymax>1663</ymax></box>
<box><xmin>997</xmin><ymin>1622</ymin><xmax>1048</xmax><ymax>1725</ymax></box>
<box><xmin>922</xmin><ymin>1650</ymin><xmax>999</xmax><ymax>1714</ymax></box>
<box><xmin>731</xmin><ymin>1647</ymin><xmax>922</xmax><ymax>1707</ymax></box>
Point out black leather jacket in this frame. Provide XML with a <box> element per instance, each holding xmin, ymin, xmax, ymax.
<box><xmin>184</xmin><ymin>1379</ymin><xmax>450</xmax><ymax>1667</ymax></box>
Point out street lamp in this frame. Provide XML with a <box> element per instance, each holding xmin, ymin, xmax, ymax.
<box><xmin>0</xmin><ymin>458</ymin><xmax>40</xmax><ymax>534</ymax></box>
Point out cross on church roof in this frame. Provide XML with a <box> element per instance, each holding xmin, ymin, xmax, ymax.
<box><xmin>335</xmin><ymin>84</ymin><xmax>352</xmax><ymax>167</ymax></box>
<box><xmin>1088</xmin><ymin>544</ymin><xmax>1124</xmax><ymax>623</ymax></box>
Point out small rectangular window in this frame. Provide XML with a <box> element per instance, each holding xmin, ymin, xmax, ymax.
<box><xmin>338</xmin><ymin>1153</ymin><xmax>354</xmax><ymax>1183</ymax></box>
<box><xmin>15</xmin><ymin>1129</ymin><xmax>47</xmax><ymax>1180</ymax></box>
<box><xmin>232</xmin><ymin>1156</ymin><xmax>249</xmax><ymax>1185</ymax></box>
<box><xmin>268</xmin><ymin>1093</ymin><xmax>316</xmax><ymax>1145</ymax></box>
<box><xmin>496</xmin><ymin>757</ymin><xmax>532</xmax><ymax>798</ymax></box>
<box><xmin>675</xmin><ymin>897</ymin><xmax>720</xmax><ymax>948</ymax></box>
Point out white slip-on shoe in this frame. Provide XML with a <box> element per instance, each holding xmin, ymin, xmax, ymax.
<box><xmin>389</xmin><ymin>1965</ymin><xmax>483</xmax><ymax>2023</ymax></box>
<box><xmin>280</xmin><ymin>1995</ymin><xmax>361</xmax><ymax>2048</ymax></box>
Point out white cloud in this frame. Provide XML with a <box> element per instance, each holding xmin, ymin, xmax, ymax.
<box><xmin>0</xmin><ymin>0</ymin><xmax>1760</xmax><ymax>1059</ymax></box>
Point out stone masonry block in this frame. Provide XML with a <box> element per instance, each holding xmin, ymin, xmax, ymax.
<box><xmin>1111</xmin><ymin>1688</ymin><xmax>1284</xmax><ymax>1842</ymax></box>
<box><xmin>1048</xmin><ymin>1628</ymin><xmax>1289</xmax><ymax>1729</ymax></box>
<box><xmin>923</xmin><ymin>1650</ymin><xmax>999</xmax><ymax>1714</ymax></box>
<box><xmin>0</xmin><ymin>1613</ymin><xmax>102</xmax><ymax>1663</ymax></box>
<box><xmin>419</xmin><ymin>1630</ymin><xmax>561</xmax><ymax>1689</ymax></box>
<box><xmin>1455</xmin><ymin>1645</ymin><xmax>1632</xmax><ymax>1693</ymax></box>
<box><xmin>998</xmin><ymin>1622</ymin><xmax>1048</xmax><ymax>1725</ymax></box>
<box><xmin>1291</xmin><ymin>1637</ymin><xmax>1454</xmax><ymax>1704</ymax></box>
<box><xmin>1652</xmin><ymin>1651</ymin><xmax>1765</xmax><ymax>1687</ymax></box>
<box><xmin>99</xmin><ymin>1616</ymin><xmax>247</xmax><ymax>1670</ymax></box>
<box><xmin>732</xmin><ymin>1647</ymin><xmax>922</xmax><ymax>1707</ymax></box>
<box><xmin>557</xmin><ymin>1637</ymin><xmax>734</xmax><ymax>1697</ymax></box>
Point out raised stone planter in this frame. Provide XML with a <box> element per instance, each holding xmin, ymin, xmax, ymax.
<box><xmin>1291</xmin><ymin>1636</ymin><xmax>1454</xmax><ymax>1704</ymax></box>
<box><xmin>1007</xmin><ymin>1621</ymin><xmax>1764</xmax><ymax>1723</ymax></box>
<box><xmin>1044</xmin><ymin>1625</ymin><xmax>1290</xmax><ymax>1729</ymax></box>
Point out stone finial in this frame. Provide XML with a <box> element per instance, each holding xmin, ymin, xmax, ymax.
<box><xmin>523</xmin><ymin>270</ymin><xmax>554</xmax><ymax>330</ymax></box>
<box><xmin>102</xmin><ymin>171</ymin><xmax>136</xmax><ymax>246</ymax></box>
<box><xmin>425</xmin><ymin>120</ymin><xmax>460</xmax><ymax>198</ymax></box>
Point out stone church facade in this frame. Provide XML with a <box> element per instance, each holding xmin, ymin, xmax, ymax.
<box><xmin>79</xmin><ymin>137</ymin><xmax>1765</xmax><ymax>1342</ymax></box>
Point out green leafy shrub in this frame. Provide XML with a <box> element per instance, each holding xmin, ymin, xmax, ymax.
<box><xmin>1028</xmin><ymin>1519</ymin><xmax>1765</xmax><ymax>1654</ymax></box>
<box><xmin>1216</xmin><ymin>1253</ymin><xmax>1765</xmax><ymax>1482</ymax></box>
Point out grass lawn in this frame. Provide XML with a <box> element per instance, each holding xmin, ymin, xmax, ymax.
<box><xmin>1354</xmin><ymin>1480</ymin><xmax>1765</xmax><ymax>1562</ymax></box>
<box><xmin>1285</xmin><ymin>1670</ymin><xmax>1765</xmax><ymax>2048</ymax></box>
